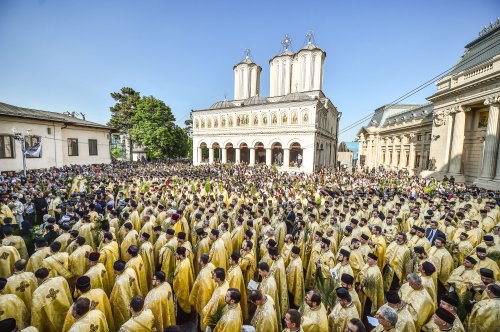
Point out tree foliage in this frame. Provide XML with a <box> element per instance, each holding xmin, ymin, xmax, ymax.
<box><xmin>130</xmin><ymin>96</ymin><xmax>189</xmax><ymax>160</ymax></box>
<box><xmin>107</xmin><ymin>87</ymin><xmax>141</xmax><ymax>134</ymax></box>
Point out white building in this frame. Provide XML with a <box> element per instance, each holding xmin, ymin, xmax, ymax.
<box><xmin>192</xmin><ymin>34</ymin><xmax>340</xmax><ymax>173</ymax></box>
<box><xmin>0</xmin><ymin>102</ymin><xmax>113</xmax><ymax>172</ymax></box>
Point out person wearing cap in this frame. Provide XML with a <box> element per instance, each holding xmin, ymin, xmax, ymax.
<box><xmin>428</xmin><ymin>237</ymin><xmax>454</xmax><ymax>299</ymax></box>
<box><xmin>454</xmin><ymin>232</ymin><xmax>474</xmax><ymax>266</ymax></box>
<box><xmin>145</xmin><ymin>271</ymin><xmax>176</xmax><ymax>331</ymax></box>
<box><xmin>419</xmin><ymin>261</ymin><xmax>437</xmax><ymax>305</ymax></box>
<box><xmin>430</xmin><ymin>307</ymin><xmax>458</xmax><ymax>332</ymax></box>
<box><xmin>202</xmin><ymin>267</ymin><xmax>229</xmax><ymax>331</ymax></box>
<box><xmin>281</xmin><ymin>234</ymin><xmax>295</xmax><ymax>267</ymax></box>
<box><xmin>413</xmin><ymin>225</ymin><xmax>431</xmax><ymax>254</ymax></box>
<box><xmin>328</xmin><ymin>287</ymin><xmax>359</xmax><ymax>332</ymax></box>
<box><xmin>477</xmin><ymin>267</ymin><xmax>499</xmax><ymax>300</ymax></box>
<box><xmin>269</xmin><ymin>246</ymin><xmax>288</xmax><ymax>323</ymax></box>
<box><xmin>472</xmin><ymin>246</ymin><xmax>500</xmax><ymax>280</ymax></box>
<box><xmin>137</xmin><ymin>233</ymin><xmax>155</xmax><ymax>291</ymax></box>
<box><xmin>177</xmin><ymin>231</ymin><xmax>194</xmax><ymax>271</ymax></box>
<box><xmin>370</xmin><ymin>226</ymin><xmax>387</xmax><ymax>270</ymax></box>
<box><xmin>99</xmin><ymin>232</ymin><xmax>119</xmax><ymax>289</ymax></box>
<box><xmin>305</xmin><ymin>231</ymin><xmax>324</xmax><ymax>289</ymax></box>
<box><xmin>399</xmin><ymin>273</ymin><xmax>435</xmax><ymax>331</ymax></box>
<box><xmin>194</xmin><ymin>228</ymin><xmax>210</xmax><ymax>276</ymax></box>
<box><xmin>383</xmin><ymin>290</ymin><xmax>416</xmax><ymax>332</ymax></box>
<box><xmin>138</xmin><ymin>213</ymin><xmax>155</xmax><ymax>245</ymax></box>
<box><xmin>302</xmin><ymin>290</ymin><xmax>328</xmax><ymax>332</ymax></box>
<box><xmin>2</xmin><ymin>225</ymin><xmax>28</xmax><ymax>260</ymax></box>
<box><xmin>209</xmin><ymin>228</ymin><xmax>228</xmax><ymax>272</ymax></box>
<box><xmin>66</xmin><ymin>297</ymin><xmax>109</xmax><ymax>332</ymax></box>
<box><xmin>128</xmin><ymin>203</ymin><xmax>141</xmax><ymax>232</ymax></box>
<box><xmin>446</xmin><ymin>256</ymin><xmax>482</xmax><ymax>298</ymax></box>
<box><xmin>227</xmin><ymin>251</ymin><xmax>248</xmax><ymax>320</ymax></box>
<box><xmin>173</xmin><ymin>246</ymin><xmax>194</xmax><ymax>322</ymax></box>
<box><xmin>4</xmin><ymin>259</ymin><xmax>37</xmax><ymax>312</ymax></box>
<box><xmin>286</xmin><ymin>245</ymin><xmax>304</xmax><ymax>309</ymax></box>
<box><xmin>83</xmin><ymin>252</ymin><xmax>110</xmax><ymax>295</ymax></box>
<box><xmin>52</xmin><ymin>223</ymin><xmax>72</xmax><ymax>253</ymax></box>
<box><xmin>68</xmin><ymin>236</ymin><xmax>92</xmax><ymax>278</ymax></box>
<box><xmin>358</xmin><ymin>253</ymin><xmax>384</xmax><ymax>319</ymax></box>
<box><xmin>119</xmin><ymin>222</ymin><xmax>139</xmax><ymax>262</ymax></box>
<box><xmin>249</xmin><ymin>289</ymin><xmax>279</xmax><ymax>332</ymax></box>
<box><xmin>159</xmin><ymin>229</ymin><xmax>178</xmax><ymax>283</ymax></box>
<box><xmin>62</xmin><ymin>275</ymin><xmax>114</xmax><ymax>332</ymax></box>
<box><xmin>384</xmin><ymin>232</ymin><xmax>411</xmax><ymax>290</ymax></box>
<box><xmin>120</xmin><ymin>295</ymin><xmax>155</xmax><ymax>331</ymax></box>
<box><xmin>422</xmin><ymin>293</ymin><xmax>464</xmax><ymax>332</ymax></box>
<box><xmin>0</xmin><ymin>198</ymin><xmax>15</xmax><ymax>225</ymax></box>
<box><xmin>189</xmin><ymin>253</ymin><xmax>215</xmax><ymax>330</ymax></box>
<box><xmin>31</xmin><ymin>267</ymin><xmax>72</xmax><ymax>332</ymax></box>
<box><xmin>219</xmin><ymin>222</ymin><xmax>233</xmax><ymax>261</ymax></box>
<box><xmin>339</xmin><ymin>273</ymin><xmax>362</xmax><ymax>316</ymax></box>
<box><xmin>0</xmin><ymin>277</ymin><xmax>29</xmax><ymax>329</ymax></box>
<box><xmin>78</xmin><ymin>215</ymin><xmax>96</xmax><ymax>250</ymax></box>
<box><xmin>359</xmin><ymin>233</ymin><xmax>372</xmax><ymax>260</ymax></box>
<box><xmin>42</xmin><ymin>241</ymin><xmax>73</xmax><ymax>281</ymax></box>
<box><xmin>231</xmin><ymin>217</ymin><xmax>245</xmax><ymax>254</ymax></box>
<box><xmin>315</xmin><ymin>237</ymin><xmax>335</xmax><ymax>285</ymax></box>
<box><xmin>239</xmin><ymin>240</ymin><xmax>256</xmax><ymax>287</ymax></box>
<box><xmin>468</xmin><ymin>284</ymin><xmax>500</xmax><ymax>332</ymax></box>
<box><xmin>334</xmin><ymin>249</ymin><xmax>354</xmax><ymax>284</ymax></box>
<box><xmin>109</xmin><ymin>260</ymin><xmax>141</xmax><ymax>328</ymax></box>
<box><xmin>0</xmin><ymin>237</ymin><xmax>21</xmax><ymax>278</ymax></box>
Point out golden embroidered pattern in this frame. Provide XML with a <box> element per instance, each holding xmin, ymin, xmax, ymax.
<box><xmin>16</xmin><ymin>281</ymin><xmax>30</xmax><ymax>292</ymax></box>
<box><xmin>46</xmin><ymin>288</ymin><xmax>60</xmax><ymax>300</ymax></box>
<box><xmin>0</xmin><ymin>252</ymin><xmax>9</xmax><ymax>260</ymax></box>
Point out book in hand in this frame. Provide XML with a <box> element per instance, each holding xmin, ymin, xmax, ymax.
<box><xmin>248</xmin><ymin>279</ymin><xmax>259</xmax><ymax>291</ymax></box>
<box><xmin>367</xmin><ymin>316</ymin><xmax>379</xmax><ymax>326</ymax></box>
<box><xmin>330</xmin><ymin>268</ymin><xmax>338</xmax><ymax>279</ymax></box>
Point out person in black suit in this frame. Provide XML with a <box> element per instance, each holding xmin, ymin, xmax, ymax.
<box><xmin>425</xmin><ymin>220</ymin><xmax>445</xmax><ymax>246</ymax></box>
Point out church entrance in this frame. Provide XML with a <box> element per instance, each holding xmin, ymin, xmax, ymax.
<box><xmin>200</xmin><ymin>142</ymin><xmax>208</xmax><ymax>163</ymax></box>
<box><xmin>255</xmin><ymin>142</ymin><xmax>266</xmax><ymax>164</ymax></box>
<box><xmin>271</xmin><ymin>142</ymin><xmax>283</xmax><ymax>165</ymax></box>
<box><xmin>240</xmin><ymin>143</ymin><xmax>250</xmax><ymax>163</ymax></box>
<box><xmin>212</xmin><ymin>142</ymin><xmax>221</xmax><ymax>162</ymax></box>
<box><xmin>289</xmin><ymin>142</ymin><xmax>303</xmax><ymax>167</ymax></box>
<box><xmin>225</xmin><ymin>143</ymin><xmax>235</xmax><ymax>163</ymax></box>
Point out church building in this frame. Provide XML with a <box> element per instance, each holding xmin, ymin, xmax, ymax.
<box><xmin>192</xmin><ymin>33</ymin><xmax>340</xmax><ymax>173</ymax></box>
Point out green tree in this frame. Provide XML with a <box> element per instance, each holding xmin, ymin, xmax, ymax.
<box><xmin>130</xmin><ymin>96</ymin><xmax>189</xmax><ymax>160</ymax></box>
<box><xmin>184</xmin><ymin>118</ymin><xmax>193</xmax><ymax>158</ymax></box>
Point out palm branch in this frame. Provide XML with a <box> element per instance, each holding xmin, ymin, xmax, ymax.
<box><xmin>487</xmin><ymin>250</ymin><xmax>500</xmax><ymax>263</ymax></box>
<box><xmin>315</xmin><ymin>265</ymin><xmax>338</xmax><ymax>311</ymax></box>
<box><xmin>362</xmin><ymin>274</ymin><xmax>378</xmax><ymax>294</ymax></box>
<box><xmin>456</xmin><ymin>290</ymin><xmax>473</xmax><ymax>321</ymax></box>
<box><xmin>206</xmin><ymin>305</ymin><xmax>225</xmax><ymax>329</ymax></box>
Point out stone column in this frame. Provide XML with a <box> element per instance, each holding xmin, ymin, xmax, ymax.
<box><xmin>419</xmin><ymin>136</ymin><xmax>425</xmax><ymax>171</ymax></box>
<box><xmin>399</xmin><ymin>135</ymin><xmax>406</xmax><ymax>168</ymax></box>
<box><xmin>221</xmin><ymin>148</ymin><xmax>227</xmax><ymax>163</ymax></box>
<box><xmin>385</xmin><ymin>140</ymin><xmax>390</xmax><ymax>166</ymax></box>
<box><xmin>197</xmin><ymin>147</ymin><xmax>202</xmax><ymax>164</ymax></box>
<box><xmin>478</xmin><ymin>97</ymin><xmax>500</xmax><ymax>180</ymax></box>
<box><xmin>235</xmin><ymin>148</ymin><xmax>241</xmax><ymax>164</ymax></box>
<box><xmin>266</xmin><ymin>148</ymin><xmax>272</xmax><ymax>166</ymax></box>
<box><xmin>208</xmin><ymin>148</ymin><xmax>214</xmax><ymax>164</ymax></box>
<box><xmin>358</xmin><ymin>136</ymin><xmax>364</xmax><ymax>168</ymax></box>
<box><xmin>392</xmin><ymin>138</ymin><xmax>398</xmax><ymax>168</ymax></box>
<box><xmin>283</xmin><ymin>148</ymin><xmax>290</xmax><ymax>167</ymax></box>
<box><xmin>249</xmin><ymin>148</ymin><xmax>255</xmax><ymax>166</ymax></box>
<box><xmin>409</xmin><ymin>140</ymin><xmax>416</xmax><ymax>172</ymax></box>
<box><xmin>366</xmin><ymin>135</ymin><xmax>373</xmax><ymax>167</ymax></box>
<box><xmin>448</xmin><ymin>108</ymin><xmax>466</xmax><ymax>174</ymax></box>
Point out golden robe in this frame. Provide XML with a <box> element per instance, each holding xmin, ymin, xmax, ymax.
<box><xmin>2</xmin><ymin>235</ymin><xmax>28</xmax><ymax>259</ymax></box>
<box><xmin>328</xmin><ymin>302</ymin><xmax>359</xmax><ymax>332</ymax></box>
<box><xmin>109</xmin><ymin>268</ymin><xmax>141</xmax><ymax>328</ymax></box>
<box><xmin>5</xmin><ymin>271</ymin><xmax>37</xmax><ymax>312</ymax></box>
<box><xmin>429</xmin><ymin>247</ymin><xmax>454</xmax><ymax>285</ymax></box>
<box><xmin>446</xmin><ymin>266</ymin><xmax>482</xmax><ymax>298</ymax></box>
<box><xmin>62</xmin><ymin>288</ymin><xmax>114</xmax><ymax>332</ymax></box>
<box><xmin>349</xmin><ymin>248</ymin><xmax>366</xmax><ymax>279</ymax></box>
<box><xmin>348</xmin><ymin>288</ymin><xmax>362</xmax><ymax>317</ymax></box>
<box><xmin>53</xmin><ymin>233</ymin><xmax>72</xmax><ymax>253</ymax></box>
<box><xmin>358</xmin><ymin>264</ymin><xmax>384</xmax><ymax>315</ymax></box>
<box><xmin>386</xmin><ymin>303</ymin><xmax>416</xmax><ymax>332</ymax></box>
<box><xmin>302</xmin><ymin>303</ymin><xmax>329</xmax><ymax>332</ymax></box>
<box><xmin>84</xmin><ymin>263</ymin><xmax>110</xmax><ymax>295</ymax></box>
<box><xmin>139</xmin><ymin>241</ymin><xmax>155</xmax><ymax>291</ymax></box>
<box><xmin>144</xmin><ymin>281</ymin><xmax>176</xmax><ymax>332</ymax></box>
<box><xmin>209</xmin><ymin>238</ymin><xmax>228</xmax><ymax>271</ymax></box>
<box><xmin>305</xmin><ymin>241</ymin><xmax>322</xmax><ymax>288</ymax></box>
<box><xmin>194</xmin><ymin>237</ymin><xmax>211</xmax><ymax>276</ymax></box>
<box><xmin>370</xmin><ymin>234</ymin><xmax>387</xmax><ymax>270</ymax></box>
<box><xmin>68</xmin><ymin>309</ymin><xmax>109</xmax><ymax>332</ymax></box>
<box><xmin>202</xmin><ymin>280</ymin><xmax>229</xmax><ymax>331</ymax></box>
<box><xmin>251</xmin><ymin>295</ymin><xmax>279</xmax><ymax>332</ymax></box>
<box><xmin>468</xmin><ymin>297</ymin><xmax>500</xmax><ymax>332</ymax></box>
<box><xmin>384</xmin><ymin>242</ymin><xmax>410</xmax><ymax>287</ymax></box>
<box><xmin>120</xmin><ymin>230</ymin><xmax>139</xmax><ymax>262</ymax></box>
<box><xmin>270</xmin><ymin>256</ymin><xmax>289</xmax><ymax>319</ymax></box>
<box><xmin>99</xmin><ymin>241</ymin><xmax>120</xmax><ymax>294</ymax></box>
<box><xmin>227</xmin><ymin>264</ymin><xmax>248</xmax><ymax>320</ymax></box>
<box><xmin>69</xmin><ymin>245</ymin><xmax>92</xmax><ymax>277</ymax></box>
<box><xmin>334</xmin><ymin>262</ymin><xmax>354</xmax><ymax>284</ymax></box>
<box><xmin>189</xmin><ymin>262</ymin><xmax>215</xmax><ymax>328</ymax></box>
<box><xmin>42</xmin><ymin>252</ymin><xmax>73</xmax><ymax>280</ymax></box>
<box><xmin>286</xmin><ymin>255</ymin><xmax>305</xmax><ymax>308</ymax></box>
<box><xmin>79</xmin><ymin>223</ymin><xmax>96</xmax><ymax>249</ymax></box>
<box><xmin>0</xmin><ymin>245</ymin><xmax>20</xmax><ymax>278</ymax></box>
<box><xmin>173</xmin><ymin>257</ymin><xmax>194</xmax><ymax>314</ymax></box>
<box><xmin>473</xmin><ymin>256</ymin><xmax>500</xmax><ymax>280</ymax></box>
<box><xmin>159</xmin><ymin>237</ymin><xmax>178</xmax><ymax>282</ymax></box>
<box><xmin>0</xmin><ymin>293</ymin><xmax>29</xmax><ymax>329</ymax></box>
<box><xmin>240</xmin><ymin>251</ymin><xmax>256</xmax><ymax>287</ymax></box>
<box><xmin>399</xmin><ymin>284</ymin><xmax>435</xmax><ymax>331</ymax></box>
<box><xmin>125</xmin><ymin>255</ymin><xmax>148</xmax><ymax>296</ymax></box>
<box><xmin>119</xmin><ymin>309</ymin><xmax>155</xmax><ymax>332</ymax></box>
<box><xmin>213</xmin><ymin>303</ymin><xmax>242</xmax><ymax>332</ymax></box>
<box><xmin>31</xmin><ymin>276</ymin><xmax>73</xmax><ymax>332</ymax></box>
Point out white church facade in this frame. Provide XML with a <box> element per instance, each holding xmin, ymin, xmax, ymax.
<box><xmin>192</xmin><ymin>34</ymin><xmax>340</xmax><ymax>173</ymax></box>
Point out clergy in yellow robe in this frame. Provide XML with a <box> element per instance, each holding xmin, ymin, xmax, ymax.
<box><xmin>258</xmin><ymin>262</ymin><xmax>281</xmax><ymax>324</ymax></box>
<box><xmin>173</xmin><ymin>247</ymin><xmax>194</xmax><ymax>314</ymax></box>
<box><xmin>138</xmin><ymin>234</ymin><xmax>155</xmax><ymax>291</ymax></box>
<box><xmin>446</xmin><ymin>257</ymin><xmax>483</xmax><ymax>298</ymax></box>
<box><xmin>340</xmin><ymin>273</ymin><xmax>362</xmax><ymax>317</ymax></box>
<box><xmin>302</xmin><ymin>290</ymin><xmax>329</xmax><ymax>332</ymax></box>
<box><xmin>189</xmin><ymin>256</ymin><xmax>215</xmax><ymax>329</ymax></box>
<box><xmin>159</xmin><ymin>229</ymin><xmax>178</xmax><ymax>282</ymax></box>
<box><xmin>119</xmin><ymin>296</ymin><xmax>155</xmax><ymax>332</ymax></box>
<box><xmin>249</xmin><ymin>291</ymin><xmax>279</xmax><ymax>332</ymax></box>
<box><xmin>399</xmin><ymin>273</ymin><xmax>435</xmax><ymax>331</ymax></box>
<box><xmin>5</xmin><ymin>260</ymin><xmax>37</xmax><ymax>312</ymax></box>
<box><xmin>384</xmin><ymin>235</ymin><xmax>411</xmax><ymax>289</ymax></box>
<box><xmin>383</xmin><ymin>291</ymin><xmax>416</xmax><ymax>332</ymax></box>
<box><xmin>2</xmin><ymin>229</ymin><xmax>28</xmax><ymax>260</ymax></box>
<box><xmin>286</xmin><ymin>247</ymin><xmax>305</xmax><ymax>308</ymax></box>
<box><xmin>473</xmin><ymin>247</ymin><xmax>500</xmax><ymax>280</ymax></box>
<box><xmin>240</xmin><ymin>241</ymin><xmax>256</xmax><ymax>286</ymax></box>
<box><xmin>144</xmin><ymin>271</ymin><xmax>176</xmax><ymax>332</ymax></box>
<box><xmin>120</xmin><ymin>224</ymin><xmax>139</xmax><ymax>262</ymax></box>
<box><xmin>0</xmin><ymin>281</ymin><xmax>29</xmax><ymax>329</ymax></box>
<box><xmin>370</xmin><ymin>229</ymin><xmax>386</xmax><ymax>270</ymax></box>
<box><xmin>68</xmin><ymin>237</ymin><xmax>92</xmax><ymax>277</ymax></box>
<box><xmin>99</xmin><ymin>233</ymin><xmax>119</xmax><ymax>294</ymax></box>
<box><xmin>213</xmin><ymin>288</ymin><xmax>243</xmax><ymax>332</ymax></box>
<box><xmin>328</xmin><ymin>288</ymin><xmax>359</xmax><ymax>332</ymax></box>
<box><xmin>0</xmin><ymin>243</ymin><xmax>20</xmax><ymax>278</ymax></box>
<box><xmin>68</xmin><ymin>307</ymin><xmax>109</xmax><ymax>332</ymax></box>
<box><xmin>209</xmin><ymin>230</ymin><xmax>228</xmax><ymax>271</ymax></box>
<box><xmin>202</xmin><ymin>268</ymin><xmax>229</xmax><ymax>331</ymax></box>
<box><xmin>124</xmin><ymin>245</ymin><xmax>148</xmax><ymax>296</ymax></box>
<box><xmin>31</xmin><ymin>270</ymin><xmax>73</xmax><ymax>332</ymax></box>
<box><xmin>109</xmin><ymin>261</ymin><xmax>141</xmax><ymax>329</ymax></box>
<box><xmin>62</xmin><ymin>276</ymin><xmax>115</xmax><ymax>332</ymax></box>
<box><xmin>358</xmin><ymin>254</ymin><xmax>384</xmax><ymax>316</ymax></box>
<box><xmin>26</xmin><ymin>241</ymin><xmax>50</xmax><ymax>274</ymax></box>
<box><xmin>429</xmin><ymin>239</ymin><xmax>454</xmax><ymax>287</ymax></box>
<box><xmin>227</xmin><ymin>253</ymin><xmax>248</xmax><ymax>320</ymax></box>
<box><xmin>468</xmin><ymin>284</ymin><xmax>500</xmax><ymax>332</ymax></box>
<box><xmin>84</xmin><ymin>252</ymin><xmax>110</xmax><ymax>295</ymax></box>
<box><xmin>305</xmin><ymin>235</ymin><xmax>322</xmax><ymax>289</ymax></box>
<box><xmin>269</xmin><ymin>247</ymin><xmax>289</xmax><ymax>319</ymax></box>
<box><xmin>42</xmin><ymin>242</ymin><xmax>74</xmax><ymax>281</ymax></box>
<box><xmin>194</xmin><ymin>230</ymin><xmax>211</xmax><ymax>275</ymax></box>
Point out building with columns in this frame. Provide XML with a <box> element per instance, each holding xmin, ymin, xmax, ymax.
<box><xmin>358</xmin><ymin>20</ymin><xmax>500</xmax><ymax>188</ymax></box>
<box><xmin>357</xmin><ymin>103</ymin><xmax>433</xmax><ymax>173</ymax></box>
<box><xmin>192</xmin><ymin>34</ymin><xmax>340</xmax><ymax>173</ymax></box>
<box><xmin>426</xmin><ymin>19</ymin><xmax>500</xmax><ymax>189</ymax></box>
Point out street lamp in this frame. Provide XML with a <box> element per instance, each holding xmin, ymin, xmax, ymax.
<box><xmin>12</xmin><ymin>127</ymin><xmax>28</xmax><ymax>176</ymax></box>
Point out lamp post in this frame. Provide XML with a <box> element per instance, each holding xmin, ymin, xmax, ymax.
<box><xmin>12</xmin><ymin>128</ymin><xmax>28</xmax><ymax>176</ymax></box>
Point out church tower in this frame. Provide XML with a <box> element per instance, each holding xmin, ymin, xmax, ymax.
<box><xmin>269</xmin><ymin>34</ymin><xmax>294</xmax><ymax>97</ymax></box>
<box><xmin>233</xmin><ymin>49</ymin><xmax>262</xmax><ymax>100</ymax></box>
<box><xmin>291</xmin><ymin>32</ymin><xmax>326</xmax><ymax>93</ymax></box>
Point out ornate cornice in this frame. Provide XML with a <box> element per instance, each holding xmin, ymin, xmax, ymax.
<box><xmin>484</xmin><ymin>94</ymin><xmax>500</xmax><ymax>106</ymax></box>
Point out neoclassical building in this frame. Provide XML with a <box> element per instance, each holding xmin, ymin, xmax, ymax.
<box><xmin>192</xmin><ymin>34</ymin><xmax>340</xmax><ymax>173</ymax></box>
<box><xmin>358</xmin><ymin>20</ymin><xmax>500</xmax><ymax>188</ymax></box>
<box><xmin>357</xmin><ymin>103</ymin><xmax>434</xmax><ymax>173</ymax></box>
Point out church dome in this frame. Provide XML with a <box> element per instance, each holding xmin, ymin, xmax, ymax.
<box><xmin>209</xmin><ymin>100</ymin><xmax>235</xmax><ymax>109</ymax></box>
<box><xmin>242</xmin><ymin>95</ymin><xmax>269</xmax><ymax>106</ymax></box>
<box><xmin>280</xmin><ymin>92</ymin><xmax>312</xmax><ymax>102</ymax></box>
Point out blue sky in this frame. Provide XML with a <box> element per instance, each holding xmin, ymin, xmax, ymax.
<box><xmin>0</xmin><ymin>0</ymin><xmax>498</xmax><ymax>141</ymax></box>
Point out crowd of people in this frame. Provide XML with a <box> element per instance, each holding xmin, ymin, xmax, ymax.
<box><xmin>0</xmin><ymin>162</ymin><xmax>499</xmax><ymax>332</ymax></box>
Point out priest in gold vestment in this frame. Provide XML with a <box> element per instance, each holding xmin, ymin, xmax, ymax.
<box><xmin>202</xmin><ymin>267</ymin><xmax>229</xmax><ymax>331</ymax></box>
<box><xmin>328</xmin><ymin>288</ymin><xmax>360</xmax><ymax>332</ymax></box>
<box><xmin>249</xmin><ymin>290</ymin><xmax>279</xmax><ymax>332</ymax></box>
<box><xmin>227</xmin><ymin>252</ymin><xmax>248</xmax><ymax>320</ymax></box>
<box><xmin>189</xmin><ymin>254</ymin><xmax>216</xmax><ymax>329</ymax></box>
<box><xmin>5</xmin><ymin>259</ymin><xmax>37</xmax><ymax>312</ymax></box>
<box><xmin>144</xmin><ymin>271</ymin><xmax>176</xmax><ymax>332</ymax></box>
<box><xmin>399</xmin><ymin>273</ymin><xmax>435</xmax><ymax>331</ymax></box>
<box><xmin>468</xmin><ymin>284</ymin><xmax>500</xmax><ymax>332</ymax></box>
<box><xmin>173</xmin><ymin>246</ymin><xmax>194</xmax><ymax>316</ymax></box>
<box><xmin>302</xmin><ymin>290</ymin><xmax>329</xmax><ymax>332</ymax></box>
<box><xmin>286</xmin><ymin>246</ymin><xmax>304</xmax><ymax>308</ymax></box>
<box><xmin>0</xmin><ymin>278</ymin><xmax>29</xmax><ymax>329</ymax></box>
<box><xmin>119</xmin><ymin>295</ymin><xmax>155</xmax><ymax>332</ymax></box>
<box><xmin>358</xmin><ymin>253</ymin><xmax>384</xmax><ymax>317</ymax></box>
<box><xmin>124</xmin><ymin>245</ymin><xmax>148</xmax><ymax>296</ymax></box>
<box><xmin>109</xmin><ymin>260</ymin><xmax>141</xmax><ymax>329</ymax></box>
<box><xmin>67</xmin><ymin>298</ymin><xmax>109</xmax><ymax>332</ymax></box>
<box><xmin>213</xmin><ymin>288</ymin><xmax>243</xmax><ymax>332</ymax></box>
